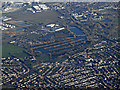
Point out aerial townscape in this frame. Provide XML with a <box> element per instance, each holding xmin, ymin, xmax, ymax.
<box><xmin>1</xmin><ymin>1</ymin><xmax>120</xmax><ymax>89</ymax></box>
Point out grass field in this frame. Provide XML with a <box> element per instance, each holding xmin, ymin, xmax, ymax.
<box><xmin>36</xmin><ymin>55</ymin><xmax>50</xmax><ymax>62</ymax></box>
<box><xmin>4</xmin><ymin>9</ymin><xmax>60</xmax><ymax>24</ymax></box>
<box><xmin>2</xmin><ymin>44</ymin><xmax>29</xmax><ymax>58</ymax></box>
<box><xmin>2</xmin><ymin>43</ymin><xmax>51</xmax><ymax>62</ymax></box>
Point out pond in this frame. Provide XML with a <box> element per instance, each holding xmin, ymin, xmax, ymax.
<box><xmin>101</xmin><ymin>19</ymin><xmax>112</xmax><ymax>23</ymax></box>
<box><xmin>69</xmin><ymin>26</ymin><xmax>84</xmax><ymax>35</ymax></box>
<box><xmin>15</xmin><ymin>28</ymin><xmax>25</xmax><ymax>32</ymax></box>
<box><xmin>14</xmin><ymin>22</ymin><xmax>31</xmax><ymax>26</ymax></box>
<box><xmin>19</xmin><ymin>23</ymin><xmax>30</xmax><ymax>27</ymax></box>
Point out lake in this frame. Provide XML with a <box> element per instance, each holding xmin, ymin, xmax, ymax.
<box><xmin>69</xmin><ymin>26</ymin><xmax>84</xmax><ymax>35</ymax></box>
<box><xmin>15</xmin><ymin>28</ymin><xmax>25</xmax><ymax>32</ymax></box>
<box><xmin>101</xmin><ymin>19</ymin><xmax>112</xmax><ymax>23</ymax></box>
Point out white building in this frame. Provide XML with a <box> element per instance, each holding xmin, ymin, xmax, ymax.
<box><xmin>33</xmin><ymin>6</ymin><xmax>41</xmax><ymax>11</ymax></box>
<box><xmin>55</xmin><ymin>27</ymin><xmax>65</xmax><ymax>31</ymax></box>
<box><xmin>27</xmin><ymin>8</ymin><xmax>35</xmax><ymax>13</ymax></box>
<box><xmin>46</xmin><ymin>24</ymin><xmax>55</xmax><ymax>28</ymax></box>
<box><xmin>46</xmin><ymin>24</ymin><xmax>59</xmax><ymax>28</ymax></box>
<box><xmin>38</xmin><ymin>4</ymin><xmax>49</xmax><ymax>10</ymax></box>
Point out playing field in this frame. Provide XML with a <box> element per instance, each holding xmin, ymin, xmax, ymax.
<box><xmin>4</xmin><ymin>9</ymin><xmax>60</xmax><ymax>24</ymax></box>
<box><xmin>2</xmin><ymin>44</ymin><xmax>29</xmax><ymax>58</ymax></box>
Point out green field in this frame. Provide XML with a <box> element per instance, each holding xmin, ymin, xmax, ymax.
<box><xmin>2</xmin><ymin>44</ymin><xmax>29</xmax><ymax>58</ymax></box>
<box><xmin>36</xmin><ymin>55</ymin><xmax>50</xmax><ymax>63</ymax></box>
<box><xmin>2</xmin><ymin>44</ymin><xmax>50</xmax><ymax>62</ymax></box>
<box><xmin>4</xmin><ymin>9</ymin><xmax>60</xmax><ymax>24</ymax></box>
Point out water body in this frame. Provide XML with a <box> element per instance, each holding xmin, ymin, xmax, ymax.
<box><xmin>69</xmin><ymin>26</ymin><xmax>84</xmax><ymax>35</ymax></box>
<box><xmin>15</xmin><ymin>28</ymin><xmax>25</xmax><ymax>32</ymax></box>
<box><xmin>14</xmin><ymin>22</ymin><xmax>30</xmax><ymax>27</ymax></box>
<box><xmin>101</xmin><ymin>19</ymin><xmax>112</xmax><ymax>23</ymax></box>
<box><xmin>19</xmin><ymin>23</ymin><xmax>30</xmax><ymax>27</ymax></box>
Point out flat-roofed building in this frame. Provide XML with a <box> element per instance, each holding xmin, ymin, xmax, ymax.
<box><xmin>38</xmin><ymin>4</ymin><xmax>49</xmax><ymax>10</ymax></box>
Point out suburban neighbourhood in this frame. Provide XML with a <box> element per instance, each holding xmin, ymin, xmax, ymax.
<box><xmin>1</xmin><ymin>2</ymin><xmax>119</xmax><ymax>89</ymax></box>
